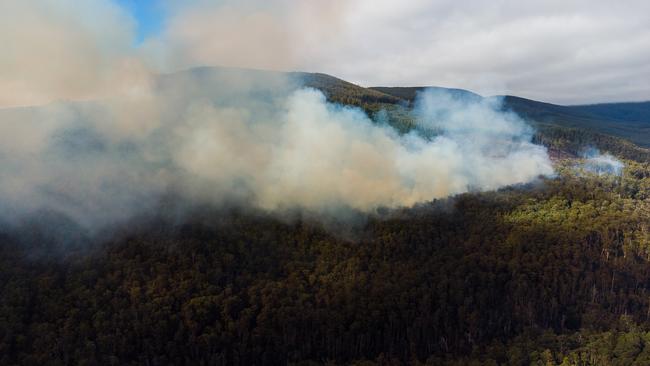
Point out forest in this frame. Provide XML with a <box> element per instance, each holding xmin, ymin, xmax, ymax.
<box><xmin>1</xmin><ymin>70</ymin><xmax>650</xmax><ymax>365</ymax></box>
<box><xmin>2</xmin><ymin>153</ymin><xmax>650</xmax><ymax>365</ymax></box>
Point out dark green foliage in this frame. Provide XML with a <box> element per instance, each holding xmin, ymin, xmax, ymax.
<box><xmin>500</xmin><ymin>96</ymin><xmax>650</xmax><ymax>148</ymax></box>
<box><xmin>566</xmin><ymin>101</ymin><xmax>650</xmax><ymax>125</ymax></box>
<box><xmin>370</xmin><ymin>86</ymin><xmax>482</xmax><ymax>104</ymax></box>
<box><xmin>533</xmin><ymin>124</ymin><xmax>650</xmax><ymax>163</ymax></box>
<box><xmin>1</xmin><ymin>161</ymin><xmax>650</xmax><ymax>365</ymax></box>
<box><xmin>299</xmin><ymin>73</ymin><xmax>401</xmax><ymax>114</ymax></box>
<box><xmin>371</xmin><ymin>85</ymin><xmax>650</xmax><ymax>149</ymax></box>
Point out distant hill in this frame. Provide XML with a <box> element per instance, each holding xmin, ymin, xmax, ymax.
<box><xmin>570</xmin><ymin>101</ymin><xmax>650</xmax><ymax>123</ymax></box>
<box><xmin>157</xmin><ymin>67</ymin><xmax>400</xmax><ymax>113</ymax></box>
<box><xmin>159</xmin><ymin>68</ymin><xmax>650</xmax><ymax>147</ymax></box>
<box><xmin>370</xmin><ymin>86</ymin><xmax>482</xmax><ymax>103</ymax></box>
<box><xmin>298</xmin><ymin>73</ymin><xmax>401</xmax><ymax>107</ymax></box>
<box><xmin>3</xmin><ymin>66</ymin><xmax>649</xmax><ymax>159</ymax></box>
<box><xmin>372</xmin><ymin>85</ymin><xmax>650</xmax><ymax>149</ymax></box>
<box><xmin>500</xmin><ymin>96</ymin><xmax>650</xmax><ymax>148</ymax></box>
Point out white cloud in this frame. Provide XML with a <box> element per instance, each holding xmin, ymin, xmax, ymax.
<box><xmin>1</xmin><ymin>0</ymin><xmax>647</xmax><ymax>106</ymax></box>
<box><xmin>160</xmin><ymin>0</ymin><xmax>650</xmax><ymax>104</ymax></box>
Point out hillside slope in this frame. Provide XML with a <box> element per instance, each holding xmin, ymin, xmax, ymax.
<box><xmin>372</xmin><ymin>85</ymin><xmax>650</xmax><ymax>148</ymax></box>
<box><xmin>370</xmin><ymin>86</ymin><xmax>482</xmax><ymax>102</ymax></box>
<box><xmin>3</xmin><ymin>66</ymin><xmax>648</xmax><ymax>159</ymax></box>
<box><xmin>157</xmin><ymin>67</ymin><xmax>400</xmax><ymax>113</ymax></box>
<box><xmin>3</xmin><ymin>66</ymin><xmax>650</xmax><ymax>365</ymax></box>
<box><xmin>502</xmin><ymin>96</ymin><xmax>650</xmax><ymax>148</ymax></box>
<box><xmin>2</xmin><ymin>160</ymin><xmax>650</xmax><ymax>365</ymax></box>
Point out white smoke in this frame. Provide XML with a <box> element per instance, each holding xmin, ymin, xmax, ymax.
<box><xmin>579</xmin><ymin>148</ymin><xmax>624</xmax><ymax>176</ymax></box>
<box><xmin>0</xmin><ymin>0</ymin><xmax>555</xmax><ymax>234</ymax></box>
<box><xmin>0</xmin><ymin>70</ymin><xmax>554</xmax><ymax>231</ymax></box>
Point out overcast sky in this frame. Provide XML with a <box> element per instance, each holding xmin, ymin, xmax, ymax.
<box><xmin>2</xmin><ymin>0</ymin><xmax>649</xmax><ymax>105</ymax></box>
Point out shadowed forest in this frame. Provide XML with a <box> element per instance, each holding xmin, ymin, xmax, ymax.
<box><xmin>1</xmin><ymin>71</ymin><xmax>650</xmax><ymax>365</ymax></box>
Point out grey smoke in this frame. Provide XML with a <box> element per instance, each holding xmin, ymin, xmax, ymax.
<box><xmin>579</xmin><ymin>148</ymin><xmax>624</xmax><ymax>176</ymax></box>
<box><xmin>0</xmin><ymin>69</ymin><xmax>554</xmax><ymax>233</ymax></box>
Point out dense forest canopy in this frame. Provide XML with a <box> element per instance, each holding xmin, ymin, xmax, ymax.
<box><xmin>1</xmin><ymin>68</ymin><xmax>650</xmax><ymax>365</ymax></box>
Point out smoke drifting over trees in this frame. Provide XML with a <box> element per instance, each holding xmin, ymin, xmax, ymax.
<box><xmin>579</xmin><ymin>148</ymin><xmax>625</xmax><ymax>176</ymax></box>
<box><xmin>0</xmin><ymin>67</ymin><xmax>553</xmax><ymax>233</ymax></box>
<box><xmin>0</xmin><ymin>0</ymin><xmax>554</xmax><ymax>236</ymax></box>
<box><xmin>4</xmin><ymin>2</ymin><xmax>650</xmax><ymax>365</ymax></box>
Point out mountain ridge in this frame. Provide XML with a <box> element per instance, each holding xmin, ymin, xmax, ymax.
<box><xmin>369</xmin><ymin>84</ymin><xmax>650</xmax><ymax>148</ymax></box>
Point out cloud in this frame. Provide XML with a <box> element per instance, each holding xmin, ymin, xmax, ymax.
<box><xmin>158</xmin><ymin>0</ymin><xmax>650</xmax><ymax>104</ymax></box>
<box><xmin>2</xmin><ymin>0</ymin><xmax>647</xmax><ymax>106</ymax></box>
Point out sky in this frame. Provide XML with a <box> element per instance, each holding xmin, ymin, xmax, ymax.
<box><xmin>1</xmin><ymin>0</ymin><xmax>649</xmax><ymax>105</ymax></box>
<box><xmin>114</xmin><ymin>0</ymin><xmax>165</xmax><ymax>43</ymax></box>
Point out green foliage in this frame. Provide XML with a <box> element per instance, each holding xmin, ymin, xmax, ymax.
<box><xmin>533</xmin><ymin>124</ymin><xmax>650</xmax><ymax>163</ymax></box>
<box><xmin>503</xmin><ymin>96</ymin><xmax>650</xmax><ymax>148</ymax></box>
<box><xmin>306</xmin><ymin>73</ymin><xmax>650</xmax><ymax>163</ymax></box>
<box><xmin>1</xmin><ymin>67</ymin><xmax>649</xmax><ymax>364</ymax></box>
<box><xmin>299</xmin><ymin>73</ymin><xmax>401</xmax><ymax>113</ymax></box>
<box><xmin>1</xmin><ymin>160</ymin><xmax>650</xmax><ymax>365</ymax></box>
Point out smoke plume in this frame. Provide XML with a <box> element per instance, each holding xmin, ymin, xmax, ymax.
<box><xmin>0</xmin><ymin>0</ymin><xmax>554</xmax><ymax>236</ymax></box>
<box><xmin>0</xmin><ymin>68</ymin><xmax>553</xmax><ymax>232</ymax></box>
<box><xmin>579</xmin><ymin>148</ymin><xmax>624</xmax><ymax>176</ymax></box>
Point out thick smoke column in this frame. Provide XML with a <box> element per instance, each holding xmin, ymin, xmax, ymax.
<box><xmin>176</xmin><ymin>86</ymin><xmax>554</xmax><ymax>211</ymax></box>
<box><xmin>0</xmin><ymin>0</ymin><xmax>554</xmax><ymax>235</ymax></box>
<box><xmin>412</xmin><ymin>90</ymin><xmax>554</xmax><ymax>192</ymax></box>
<box><xmin>0</xmin><ymin>69</ymin><xmax>553</xmax><ymax>232</ymax></box>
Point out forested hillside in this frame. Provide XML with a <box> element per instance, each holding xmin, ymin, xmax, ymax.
<box><xmin>156</xmin><ymin>67</ymin><xmax>650</xmax><ymax>153</ymax></box>
<box><xmin>2</xmin><ymin>159</ymin><xmax>650</xmax><ymax>365</ymax></box>
<box><xmin>1</xmin><ymin>67</ymin><xmax>650</xmax><ymax>365</ymax></box>
<box><xmin>372</xmin><ymin>86</ymin><xmax>650</xmax><ymax>148</ymax></box>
